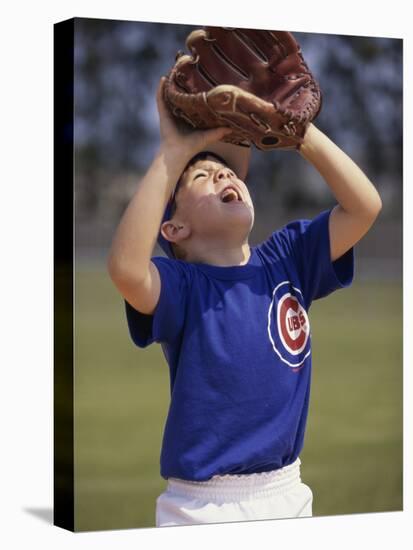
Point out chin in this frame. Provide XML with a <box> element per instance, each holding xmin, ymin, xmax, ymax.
<box><xmin>232</xmin><ymin>204</ymin><xmax>254</xmax><ymax>229</ymax></box>
<box><xmin>222</xmin><ymin>208</ymin><xmax>254</xmax><ymax>241</ymax></box>
<box><xmin>232</xmin><ymin>206</ymin><xmax>254</xmax><ymax>235</ymax></box>
<box><xmin>195</xmin><ymin>202</ymin><xmax>254</xmax><ymax>236</ymax></box>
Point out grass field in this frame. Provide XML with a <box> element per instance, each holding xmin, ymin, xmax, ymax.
<box><xmin>73</xmin><ymin>267</ymin><xmax>402</xmax><ymax>531</ymax></box>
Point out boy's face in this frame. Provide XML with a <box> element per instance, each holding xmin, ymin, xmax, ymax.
<box><xmin>172</xmin><ymin>155</ymin><xmax>255</xmax><ymax>246</ymax></box>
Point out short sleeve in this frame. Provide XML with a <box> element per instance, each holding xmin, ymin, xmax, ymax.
<box><xmin>268</xmin><ymin>209</ymin><xmax>354</xmax><ymax>307</ymax></box>
<box><xmin>124</xmin><ymin>256</ymin><xmax>191</xmax><ymax>348</ymax></box>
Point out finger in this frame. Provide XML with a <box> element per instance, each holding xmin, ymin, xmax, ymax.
<box><xmin>156</xmin><ymin>77</ymin><xmax>164</xmax><ymax>103</ymax></box>
<box><xmin>156</xmin><ymin>76</ymin><xmax>168</xmax><ymax>111</ymax></box>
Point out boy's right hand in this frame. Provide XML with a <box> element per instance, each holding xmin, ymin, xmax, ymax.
<box><xmin>156</xmin><ymin>76</ymin><xmax>232</xmax><ymax>165</ymax></box>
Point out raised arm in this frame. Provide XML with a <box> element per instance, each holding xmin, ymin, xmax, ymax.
<box><xmin>299</xmin><ymin>124</ymin><xmax>382</xmax><ymax>262</ymax></box>
<box><xmin>107</xmin><ymin>77</ymin><xmax>230</xmax><ymax>314</ymax></box>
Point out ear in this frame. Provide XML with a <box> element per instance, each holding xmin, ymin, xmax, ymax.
<box><xmin>160</xmin><ymin>219</ymin><xmax>191</xmax><ymax>245</ymax></box>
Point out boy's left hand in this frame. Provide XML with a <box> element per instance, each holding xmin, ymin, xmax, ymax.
<box><xmin>156</xmin><ymin>77</ymin><xmax>232</xmax><ymax>165</ymax></box>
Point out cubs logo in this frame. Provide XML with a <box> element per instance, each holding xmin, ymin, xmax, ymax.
<box><xmin>267</xmin><ymin>281</ymin><xmax>311</xmax><ymax>369</ymax></box>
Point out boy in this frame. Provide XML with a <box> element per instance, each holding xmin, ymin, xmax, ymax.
<box><xmin>107</xmin><ymin>77</ymin><xmax>382</xmax><ymax>527</ymax></box>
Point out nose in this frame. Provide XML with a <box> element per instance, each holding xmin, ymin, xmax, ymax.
<box><xmin>214</xmin><ymin>166</ymin><xmax>235</xmax><ymax>182</ymax></box>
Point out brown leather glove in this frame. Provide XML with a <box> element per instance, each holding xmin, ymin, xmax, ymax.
<box><xmin>163</xmin><ymin>27</ymin><xmax>322</xmax><ymax>151</ymax></box>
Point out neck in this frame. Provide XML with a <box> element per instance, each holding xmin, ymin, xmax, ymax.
<box><xmin>186</xmin><ymin>241</ymin><xmax>251</xmax><ymax>266</ymax></box>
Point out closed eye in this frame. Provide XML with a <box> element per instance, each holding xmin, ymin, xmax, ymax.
<box><xmin>194</xmin><ymin>171</ymin><xmax>208</xmax><ymax>180</ymax></box>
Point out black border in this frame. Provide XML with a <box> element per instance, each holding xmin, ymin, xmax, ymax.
<box><xmin>53</xmin><ymin>17</ymin><xmax>75</xmax><ymax>532</ymax></box>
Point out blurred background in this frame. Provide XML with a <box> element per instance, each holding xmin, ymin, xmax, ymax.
<box><xmin>72</xmin><ymin>17</ymin><xmax>402</xmax><ymax>531</ymax></box>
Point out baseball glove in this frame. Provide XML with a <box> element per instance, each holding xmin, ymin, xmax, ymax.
<box><xmin>163</xmin><ymin>26</ymin><xmax>322</xmax><ymax>151</ymax></box>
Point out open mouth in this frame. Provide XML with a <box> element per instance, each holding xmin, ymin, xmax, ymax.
<box><xmin>220</xmin><ymin>186</ymin><xmax>243</xmax><ymax>203</ymax></box>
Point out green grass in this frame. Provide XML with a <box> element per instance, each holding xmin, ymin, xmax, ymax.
<box><xmin>73</xmin><ymin>268</ymin><xmax>402</xmax><ymax>531</ymax></box>
<box><xmin>302</xmin><ymin>282</ymin><xmax>403</xmax><ymax>517</ymax></box>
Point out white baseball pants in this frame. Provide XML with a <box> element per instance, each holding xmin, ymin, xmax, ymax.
<box><xmin>156</xmin><ymin>458</ymin><xmax>313</xmax><ymax>527</ymax></box>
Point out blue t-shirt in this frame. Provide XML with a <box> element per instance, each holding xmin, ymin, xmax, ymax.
<box><xmin>125</xmin><ymin>209</ymin><xmax>354</xmax><ymax>481</ymax></box>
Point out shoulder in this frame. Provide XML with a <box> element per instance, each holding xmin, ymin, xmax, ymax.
<box><xmin>152</xmin><ymin>255</ymin><xmax>194</xmax><ymax>276</ymax></box>
<box><xmin>261</xmin><ymin>211</ymin><xmax>331</xmax><ymax>249</ymax></box>
<box><xmin>151</xmin><ymin>255</ymin><xmax>196</xmax><ymax>294</ymax></box>
<box><xmin>257</xmin><ymin>217</ymin><xmax>312</xmax><ymax>260</ymax></box>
